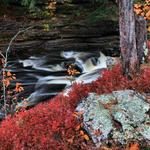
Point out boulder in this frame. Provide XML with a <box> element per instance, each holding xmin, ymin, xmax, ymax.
<box><xmin>76</xmin><ymin>90</ymin><xmax>150</xmax><ymax>146</ymax></box>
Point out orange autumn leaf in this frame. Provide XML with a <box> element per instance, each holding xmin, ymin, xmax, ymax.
<box><xmin>15</xmin><ymin>83</ymin><xmax>24</xmax><ymax>92</ymax></box>
<box><xmin>145</xmin><ymin>0</ymin><xmax>150</xmax><ymax>2</ymax></box>
<box><xmin>79</xmin><ymin>130</ymin><xmax>84</xmax><ymax>136</ymax></box>
<box><xmin>134</xmin><ymin>1</ymin><xmax>150</xmax><ymax>21</ymax></box>
<box><xmin>79</xmin><ymin>130</ymin><xmax>90</xmax><ymax>141</ymax></box>
<box><xmin>67</xmin><ymin>68</ymin><xmax>80</xmax><ymax>76</ymax></box>
<box><xmin>94</xmin><ymin>129</ymin><xmax>102</xmax><ymax>136</ymax></box>
<box><xmin>67</xmin><ymin>64</ymin><xmax>80</xmax><ymax>76</ymax></box>
<box><xmin>129</xmin><ymin>143</ymin><xmax>140</xmax><ymax>150</ymax></box>
<box><xmin>134</xmin><ymin>4</ymin><xmax>141</xmax><ymax>9</ymax></box>
<box><xmin>47</xmin><ymin>1</ymin><xmax>57</xmax><ymax>10</ymax></box>
<box><xmin>7</xmin><ymin>71</ymin><xmax>12</xmax><ymax>77</ymax></box>
<box><xmin>72</xmin><ymin>111</ymin><xmax>84</xmax><ymax>118</ymax></box>
<box><xmin>100</xmin><ymin>146</ymin><xmax>112</xmax><ymax>150</ymax></box>
<box><xmin>3</xmin><ymin>79</ymin><xmax>10</xmax><ymax>87</ymax></box>
<box><xmin>18</xmin><ymin>87</ymin><xmax>24</xmax><ymax>92</ymax></box>
<box><xmin>83</xmin><ymin>134</ymin><xmax>89</xmax><ymax>141</ymax></box>
<box><xmin>134</xmin><ymin>8</ymin><xmax>142</xmax><ymax>15</ymax></box>
<box><xmin>76</xmin><ymin>111</ymin><xmax>84</xmax><ymax>115</ymax></box>
<box><xmin>75</xmin><ymin>124</ymin><xmax>81</xmax><ymax>131</ymax></box>
<box><xmin>16</xmin><ymin>82</ymin><xmax>22</xmax><ymax>86</ymax></box>
<box><xmin>9</xmin><ymin>77</ymin><xmax>14</xmax><ymax>80</ymax></box>
<box><xmin>72</xmin><ymin>113</ymin><xmax>78</xmax><ymax>118</ymax></box>
<box><xmin>141</xmin><ymin>12</ymin><xmax>145</xmax><ymax>16</ymax></box>
<box><xmin>148</xmin><ymin>26</ymin><xmax>150</xmax><ymax>32</ymax></box>
<box><xmin>67</xmin><ymin>136</ymin><xmax>74</xmax><ymax>144</ymax></box>
<box><xmin>15</xmin><ymin>86</ymin><xmax>24</xmax><ymax>92</ymax></box>
<box><xmin>143</xmin><ymin>5</ymin><xmax>150</xmax><ymax>11</ymax></box>
<box><xmin>146</xmin><ymin>10</ymin><xmax>150</xmax><ymax>19</ymax></box>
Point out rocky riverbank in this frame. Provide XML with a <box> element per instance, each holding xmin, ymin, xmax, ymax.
<box><xmin>0</xmin><ymin>2</ymin><xmax>119</xmax><ymax>58</ymax></box>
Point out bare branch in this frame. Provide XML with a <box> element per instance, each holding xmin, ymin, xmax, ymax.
<box><xmin>1</xmin><ymin>26</ymin><xmax>34</xmax><ymax>117</ymax></box>
<box><xmin>0</xmin><ymin>51</ymin><xmax>6</xmax><ymax>60</ymax></box>
<box><xmin>4</xmin><ymin>26</ymin><xmax>34</xmax><ymax>67</ymax></box>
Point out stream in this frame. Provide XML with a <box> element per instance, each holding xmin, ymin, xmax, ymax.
<box><xmin>0</xmin><ymin>35</ymin><xmax>119</xmax><ymax>119</ymax></box>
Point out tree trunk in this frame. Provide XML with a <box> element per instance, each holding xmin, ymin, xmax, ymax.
<box><xmin>135</xmin><ymin>14</ymin><xmax>147</xmax><ymax>63</ymax></box>
<box><xmin>119</xmin><ymin>0</ymin><xmax>139</xmax><ymax>77</ymax></box>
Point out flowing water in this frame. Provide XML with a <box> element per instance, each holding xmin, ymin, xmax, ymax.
<box><xmin>0</xmin><ymin>41</ymin><xmax>118</xmax><ymax>118</ymax></box>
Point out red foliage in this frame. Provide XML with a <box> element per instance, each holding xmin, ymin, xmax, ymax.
<box><xmin>90</xmin><ymin>65</ymin><xmax>128</xmax><ymax>94</ymax></box>
<box><xmin>0</xmin><ymin>65</ymin><xmax>150</xmax><ymax>150</ymax></box>
<box><xmin>0</xmin><ymin>94</ymin><xmax>93</xmax><ymax>150</ymax></box>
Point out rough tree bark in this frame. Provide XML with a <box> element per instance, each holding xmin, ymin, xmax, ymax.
<box><xmin>135</xmin><ymin>14</ymin><xmax>147</xmax><ymax>63</ymax></box>
<box><xmin>119</xmin><ymin>0</ymin><xmax>139</xmax><ymax>77</ymax></box>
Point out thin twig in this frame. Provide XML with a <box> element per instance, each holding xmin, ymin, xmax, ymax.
<box><xmin>2</xmin><ymin>68</ymin><xmax>6</xmax><ymax>117</ymax></box>
<box><xmin>4</xmin><ymin>26</ymin><xmax>33</xmax><ymax>67</ymax></box>
<box><xmin>0</xmin><ymin>52</ymin><xmax>6</xmax><ymax>60</ymax></box>
<box><xmin>1</xmin><ymin>26</ymin><xmax>34</xmax><ymax>117</ymax></box>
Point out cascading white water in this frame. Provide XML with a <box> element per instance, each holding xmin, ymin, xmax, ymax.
<box><xmin>7</xmin><ymin>51</ymin><xmax>116</xmax><ymax>108</ymax></box>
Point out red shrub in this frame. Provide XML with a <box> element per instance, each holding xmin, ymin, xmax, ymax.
<box><xmin>0</xmin><ymin>65</ymin><xmax>150</xmax><ymax>150</ymax></box>
<box><xmin>130</xmin><ymin>68</ymin><xmax>150</xmax><ymax>92</ymax></box>
<box><xmin>91</xmin><ymin>65</ymin><xmax>150</xmax><ymax>94</ymax></box>
<box><xmin>0</xmin><ymin>93</ymin><xmax>94</xmax><ymax>150</ymax></box>
<box><xmin>90</xmin><ymin>65</ymin><xmax>128</xmax><ymax>94</ymax></box>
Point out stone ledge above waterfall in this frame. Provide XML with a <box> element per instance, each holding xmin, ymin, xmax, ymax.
<box><xmin>76</xmin><ymin>90</ymin><xmax>150</xmax><ymax>146</ymax></box>
<box><xmin>0</xmin><ymin>19</ymin><xmax>119</xmax><ymax>57</ymax></box>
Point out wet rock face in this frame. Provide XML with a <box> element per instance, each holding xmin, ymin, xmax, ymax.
<box><xmin>76</xmin><ymin>90</ymin><xmax>150</xmax><ymax>146</ymax></box>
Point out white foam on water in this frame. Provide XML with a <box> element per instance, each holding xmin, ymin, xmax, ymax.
<box><xmin>35</xmin><ymin>76</ymin><xmax>72</xmax><ymax>89</ymax></box>
<box><xmin>16</xmin><ymin>51</ymin><xmax>116</xmax><ymax>106</ymax></box>
<box><xmin>61</xmin><ymin>51</ymin><xmax>107</xmax><ymax>73</ymax></box>
<box><xmin>19</xmin><ymin>56</ymin><xmax>65</xmax><ymax>72</ymax></box>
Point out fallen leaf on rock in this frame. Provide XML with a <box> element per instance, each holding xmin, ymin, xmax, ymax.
<box><xmin>129</xmin><ymin>143</ymin><xmax>140</xmax><ymax>150</ymax></box>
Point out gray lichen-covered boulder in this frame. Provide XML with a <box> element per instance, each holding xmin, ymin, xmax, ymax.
<box><xmin>76</xmin><ymin>90</ymin><xmax>150</xmax><ymax>146</ymax></box>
